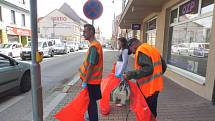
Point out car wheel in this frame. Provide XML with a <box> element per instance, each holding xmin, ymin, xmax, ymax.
<box><xmin>50</xmin><ymin>51</ymin><xmax>54</xmax><ymax>57</ymax></box>
<box><xmin>22</xmin><ymin>57</ymin><xmax>26</xmax><ymax>60</ymax></box>
<box><xmin>20</xmin><ymin>71</ymin><xmax>31</xmax><ymax>93</ymax></box>
<box><xmin>9</xmin><ymin>52</ymin><xmax>13</xmax><ymax>58</ymax></box>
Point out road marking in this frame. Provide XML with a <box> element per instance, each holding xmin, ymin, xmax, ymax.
<box><xmin>68</xmin><ymin>73</ymin><xmax>80</xmax><ymax>86</ymax></box>
<box><xmin>0</xmin><ymin>96</ymin><xmax>24</xmax><ymax>113</ymax></box>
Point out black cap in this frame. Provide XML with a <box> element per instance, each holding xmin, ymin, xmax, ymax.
<box><xmin>127</xmin><ymin>38</ymin><xmax>139</xmax><ymax>47</ymax></box>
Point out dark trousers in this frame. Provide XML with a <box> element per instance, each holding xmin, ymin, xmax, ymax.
<box><xmin>145</xmin><ymin>92</ymin><xmax>159</xmax><ymax>117</ymax></box>
<box><xmin>88</xmin><ymin>99</ymin><xmax>98</xmax><ymax>121</ymax></box>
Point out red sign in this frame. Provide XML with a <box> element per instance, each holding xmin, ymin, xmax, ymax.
<box><xmin>7</xmin><ymin>26</ymin><xmax>31</xmax><ymax>36</ymax></box>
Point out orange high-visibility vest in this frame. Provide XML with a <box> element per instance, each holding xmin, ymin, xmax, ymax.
<box><xmin>79</xmin><ymin>40</ymin><xmax>103</xmax><ymax>84</ymax></box>
<box><xmin>134</xmin><ymin>43</ymin><xmax>163</xmax><ymax>98</ymax></box>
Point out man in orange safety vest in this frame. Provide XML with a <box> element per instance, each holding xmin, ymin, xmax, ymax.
<box><xmin>79</xmin><ymin>24</ymin><xmax>103</xmax><ymax>121</ymax></box>
<box><xmin>123</xmin><ymin>38</ymin><xmax>166</xmax><ymax>118</ymax></box>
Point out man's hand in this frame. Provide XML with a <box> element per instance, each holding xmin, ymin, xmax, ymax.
<box><xmin>122</xmin><ymin>73</ymin><xmax>128</xmax><ymax>81</ymax></box>
<box><xmin>81</xmin><ymin>82</ymin><xmax>87</xmax><ymax>88</ymax></box>
<box><xmin>115</xmin><ymin>74</ymin><xmax>122</xmax><ymax>78</ymax></box>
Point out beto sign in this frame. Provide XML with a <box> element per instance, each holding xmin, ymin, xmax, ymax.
<box><xmin>83</xmin><ymin>0</ymin><xmax>103</xmax><ymax>20</ymax></box>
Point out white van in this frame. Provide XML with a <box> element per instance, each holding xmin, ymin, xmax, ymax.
<box><xmin>20</xmin><ymin>38</ymin><xmax>54</xmax><ymax>60</ymax></box>
<box><xmin>188</xmin><ymin>43</ymin><xmax>209</xmax><ymax>57</ymax></box>
<box><xmin>0</xmin><ymin>43</ymin><xmax>22</xmax><ymax>57</ymax></box>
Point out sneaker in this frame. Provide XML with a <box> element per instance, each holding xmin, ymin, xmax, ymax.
<box><xmin>85</xmin><ymin>113</ymin><xmax>89</xmax><ymax>120</ymax></box>
<box><xmin>116</xmin><ymin>103</ymin><xmax>123</xmax><ymax>107</ymax></box>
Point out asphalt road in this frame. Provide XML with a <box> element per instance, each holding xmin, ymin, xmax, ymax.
<box><xmin>0</xmin><ymin>50</ymin><xmax>86</xmax><ymax>121</ymax></box>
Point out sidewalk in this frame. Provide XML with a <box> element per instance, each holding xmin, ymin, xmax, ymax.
<box><xmin>45</xmin><ymin>54</ymin><xmax>215</xmax><ymax>121</ymax></box>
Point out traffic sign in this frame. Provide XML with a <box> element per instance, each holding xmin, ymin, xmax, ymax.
<box><xmin>83</xmin><ymin>0</ymin><xmax>103</xmax><ymax>20</ymax></box>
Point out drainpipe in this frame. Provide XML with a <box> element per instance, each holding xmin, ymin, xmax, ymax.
<box><xmin>212</xmin><ymin>79</ymin><xmax>215</xmax><ymax>105</ymax></box>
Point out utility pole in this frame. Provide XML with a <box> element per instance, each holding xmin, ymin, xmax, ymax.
<box><xmin>30</xmin><ymin>0</ymin><xmax>43</xmax><ymax>121</ymax></box>
<box><xmin>52</xmin><ymin>19</ymin><xmax>56</xmax><ymax>38</ymax></box>
<box><xmin>92</xmin><ymin>20</ymin><xmax>94</xmax><ymax>25</ymax></box>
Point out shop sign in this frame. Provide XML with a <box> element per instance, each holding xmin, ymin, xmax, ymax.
<box><xmin>6</xmin><ymin>26</ymin><xmax>31</xmax><ymax>36</ymax></box>
<box><xmin>51</xmin><ymin>17</ymin><xmax>67</xmax><ymax>21</ymax></box>
<box><xmin>131</xmin><ymin>24</ymin><xmax>141</xmax><ymax>30</ymax></box>
<box><xmin>179</xmin><ymin>0</ymin><xmax>199</xmax><ymax>16</ymax></box>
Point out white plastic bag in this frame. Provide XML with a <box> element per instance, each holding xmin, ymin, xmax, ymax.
<box><xmin>115</xmin><ymin>61</ymin><xmax>123</xmax><ymax>76</ymax></box>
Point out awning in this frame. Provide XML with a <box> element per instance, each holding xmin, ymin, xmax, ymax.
<box><xmin>119</xmin><ymin>0</ymin><xmax>170</xmax><ymax>29</ymax></box>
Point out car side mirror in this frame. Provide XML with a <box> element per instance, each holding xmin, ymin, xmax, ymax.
<box><xmin>10</xmin><ymin>59</ymin><xmax>19</xmax><ymax>66</ymax></box>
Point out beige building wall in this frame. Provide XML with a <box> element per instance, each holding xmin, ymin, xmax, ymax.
<box><xmin>140</xmin><ymin>0</ymin><xmax>215</xmax><ymax>100</ymax></box>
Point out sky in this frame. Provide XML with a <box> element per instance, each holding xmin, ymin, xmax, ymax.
<box><xmin>37</xmin><ymin>0</ymin><xmax>122</xmax><ymax>39</ymax></box>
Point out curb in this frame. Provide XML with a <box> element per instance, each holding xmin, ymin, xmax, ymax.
<box><xmin>43</xmin><ymin>73</ymin><xmax>80</xmax><ymax>120</ymax></box>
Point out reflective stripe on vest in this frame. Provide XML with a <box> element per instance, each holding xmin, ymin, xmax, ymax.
<box><xmin>79</xmin><ymin>68</ymin><xmax>103</xmax><ymax>80</ymax></box>
<box><xmin>138</xmin><ymin>72</ymin><xmax>162</xmax><ymax>85</ymax></box>
<box><xmin>138</xmin><ymin>61</ymin><xmax>162</xmax><ymax>85</ymax></box>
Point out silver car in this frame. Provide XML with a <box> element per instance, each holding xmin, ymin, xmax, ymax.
<box><xmin>0</xmin><ymin>53</ymin><xmax>31</xmax><ymax>94</ymax></box>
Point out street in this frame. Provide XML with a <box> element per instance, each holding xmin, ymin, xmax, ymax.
<box><xmin>0</xmin><ymin>50</ymin><xmax>87</xmax><ymax>121</ymax></box>
<box><xmin>0</xmin><ymin>49</ymin><xmax>119</xmax><ymax>121</ymax></box>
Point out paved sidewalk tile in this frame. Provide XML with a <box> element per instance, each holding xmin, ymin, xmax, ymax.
<box><xmin>45</xmin><ymin>81</ymin><xmax>136</xmax><ymax>121</ymax></box>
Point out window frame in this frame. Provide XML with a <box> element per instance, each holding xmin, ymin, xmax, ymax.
<box><xmin>21</xmin><ymin>14</ymin><xmax>26</xmax><ymax>26</ymax></box>
<box><xmin>167</xmin><ymin>0</ymin><xmax>214</xmax><ymax>84</ymax></box>
<box><xmin>11</xmin><ymin>10</ymin><xmax>16</xmax><ymax>24</ymax></box>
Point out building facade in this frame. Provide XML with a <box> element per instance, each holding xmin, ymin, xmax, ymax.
<box><xmin>38</xmin><ymin>3</ymin><xmax>87</xmax><ymax>42</ymax></box>
<box><xmin>119</xmin><ymin>0</ymin><xmax>215</xmax><ymax>102</ymax></box>
<box><xmin>0</xmin><ymin>0</ymin><xmax>31</xmax><ymax>46</ymax></box>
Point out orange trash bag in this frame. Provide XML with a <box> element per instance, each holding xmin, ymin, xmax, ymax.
<box><xmin>111</xmin><ymin>62</ymin><xmax>116</xmax><ymax>73</ymax></box>
<box><xmin>128</xmin><ymin>80</ymin><xmax>156</xmax><ymax>121</ymax></box>
<box><xmin>54</xmin><ymin>88</ymin><xmax>90</xmax><ymax>121</ymax></box>
<box><xmin>99</xmin><ymin>73</ymin><xmax>120</xmax><ymax>115</ymax></box>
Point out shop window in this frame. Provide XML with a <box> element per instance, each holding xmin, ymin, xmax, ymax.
<box><xmin>8</xmin><ymin>35</ymin><xmax>19</xmax><ymax>43</ymax></box>
<box><xmin>146</xmin><ymin>18</ymin><xmax>157</xmax><ymax>46</ymax></box>
<box><xmin>168</xmin><ymin>16</ymin><xmax>212</xmax><ymax>77</ymax></box>
<box><xmin>170</xmin><ymin>8</ymin><xmax>178</xmax><ymax>24</ymax></box>
<box><xmin>21</xmin><ymin>14</ymin><xmax>25</xmax><ymax>26</ymax></box>
<box><xmin>179</xmin><ymin>0</ymin><xmax>199</xmax><ymax>22</ymax></box>
<box><xmin>201</xmin><ymin>0</ymin><xmax>214</xmax><ymax>14</ymax></box>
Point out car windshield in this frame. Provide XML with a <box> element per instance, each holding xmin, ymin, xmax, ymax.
<box><xmin>38</xmin><ymin>42</ymin><xmax>43</xmax><ymax>47</ymax></box>
<box><xmin>27</xmin><ymin>42</ymin><xmax>31</xmax><ymax>47</ymax></box>
<box><xmin>2</xmin><ymin>44</ymin><xmax>12</xmax><ymax>48</ymax></box>
<box><xmin>204</xmin><ymin>44</ymin><xmax>210</xmax><ymax>49</ymax></box>
<box><xmin>56</xmin><ymin>43</ymin><xmax>64</xmax><ymax>47</ymax></box>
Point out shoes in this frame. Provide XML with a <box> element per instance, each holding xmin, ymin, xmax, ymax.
<box><xmin>116</xmin><ymin>103</ymin><xmax>123</xmax><ymax>107</ymax></box>
<box><xmin>101</xmin><ymin>111</ymin><xmax>110</xmax><ymax>116</ymax></box>
<box><xmin>85</xmin><ymin>113</ymin><xmax>89</xmax><ymax>120</ymax></box>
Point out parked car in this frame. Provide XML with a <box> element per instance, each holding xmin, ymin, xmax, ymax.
<box><xmin>188</xmin><ymin>43</ymin><xmax>209</xmax><ymax>57</ymax></box>
<box><xmin>67</xmin><ymin>42</ymin><xmax>79</xmax><ymax>52</ymax></box>
<box><xmin>20</xmin><ymin>39</ymin><xmax>54</xmax><ymax>60</ymax></box>
<box><xmin>171</xmin><ymin>43</ymin><xmax>189</xmax><ymax>55</ymax></box>
<box><xmin>0</xmin><ymin>43</ymin><xmax>22</xmax><ymax>57</ymax></box>
<box><xmin>0</xmin><ymin>53</ymin><xmax>31</xmax><ymax>93</ymax></box>
<box><xmin>53</xmin><ymin>42</ymin><xmax>69</xmax><ymax>54</ymax></box>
